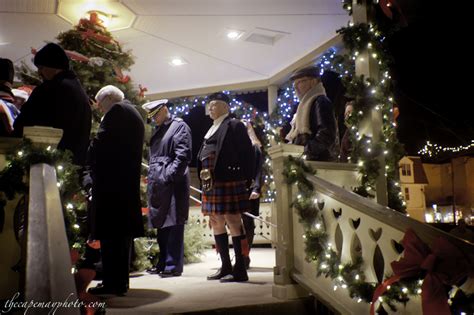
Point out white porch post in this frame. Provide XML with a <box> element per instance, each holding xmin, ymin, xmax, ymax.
<box><xmin>353</xmin><ymin>0</ymin><xmax>388</xmax><ymax>206</ymax></box>
<box><xmin>267</xmin><ymin>85</ymin><xmax>278</xmax><ymax>114</ymax></box>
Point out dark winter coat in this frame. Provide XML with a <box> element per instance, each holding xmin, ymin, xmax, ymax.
<box><xmin>13</xmin><ymin>70</ymin><xmax>91</xmax><ymax>165</ymax></box>
<box><xmin>147</xmin><ymin>116</ymin><xmax>192</xmax><ymax>229</ymax></box>
<box><xmin>197</xmin><ymin>116</ymin><xmax>254</xmax><ymax>182</ymax></box>
<box><xmin>294</xmin><ymin>95</ymin><xmax>339</xmax><ymax>161</ymax></box>
<box><xmin>87</xmin><ymin>101</ymin><xmax>144</xmax><ymax>239</ymax></box>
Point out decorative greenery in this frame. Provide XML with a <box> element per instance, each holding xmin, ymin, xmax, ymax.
<box><xmin>266</xmin><ymin>10</ymin><xmax>406</xmax><ymax>212</ymax></box>
<box><xmin>0</xmin><ymin>140</ymin><xmax>86</xmax><ymax>251</ymax></box>
<box><xmin>10</xmin><ymin>12</ymin><xmax>207</xmax><ymax>270</ymax></box>
<box><xmin>283</xmin><ymin>156</ymin><xmax>474</xmax><ymax>313</ymax></box>
<box><xmin>15</xmin><ymin>12</ymin><xmax>146</xmax><ymax>122</ymax></box>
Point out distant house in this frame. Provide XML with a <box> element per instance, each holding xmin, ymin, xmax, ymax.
<box><xmin>422</xmin><ymin>156</ymin><xmax>474</xmax><ymax>223</ymax></box>
<box><xmin>399</xmin><ymin>156</ymin><xmax>428</xmax><ymax>221</ymax></box>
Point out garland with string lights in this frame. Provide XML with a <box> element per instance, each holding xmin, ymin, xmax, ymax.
<box><xmin>418</xmin><ymin>140</ymin><xmax>474</xmax><ymax>159</ymax></box>
<box><xmin>266</xmin><ymin>15</ymin><xmax>406</xmax><ymax>212</ymax></box>
<box><xmin>284</xmin><ymin>155</ymin><xmax>474</xmax><ymax>314</ymax></box>
<box><xmin>0</xmin><ymin>140</ymin><xmax>86</xmax><ymax>252</ymax></box>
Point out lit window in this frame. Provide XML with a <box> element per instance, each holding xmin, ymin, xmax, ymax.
<box><xmin>401</xmin><ymin>163</ymin><xmax>411</xmax><ymax>176</ymax></box>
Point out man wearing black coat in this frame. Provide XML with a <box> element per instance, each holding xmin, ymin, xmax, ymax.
<box><xmin>87</xmin><ymin>85</ymin><xmax>144</xmax><ymax>296</ymax></box>
<box><xmin>142</xmin><ymin>99</ymin><xmax>192</xmax><ymax>277</ymax></box>
<box><xmin>197</xmin><ymin>92</ymin><xmax>254</xmax><ymax>282</ymax></box>
<box><xmin>13</xmin><ymin>43</ymin><xmax>91</xmax><ymax>166</ymax></box>
<box><xmin>286</xmin><ymin>66</ymin><xmax>339</xmax><ymax>161</ymax></box>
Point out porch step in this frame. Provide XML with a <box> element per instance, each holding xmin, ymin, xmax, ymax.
<box><xmin>175</xmin><ymin>296</ymin><xmax>333</xmax><ymax>315</ymax></box>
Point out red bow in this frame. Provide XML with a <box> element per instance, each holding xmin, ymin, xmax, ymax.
<box><xmin>139</xmin><ymin>84</ymin><xmax>148</xmax><ymax>98</ymax></box>
<box><xmin>371</xmin><ymin>228</ymin><xmax>473</xmax><ymax>315</ymax></box>
<box><xmin>79</xmin><ymin>29</ymin><xmax>113</xmax><ymax>44</ymax></box>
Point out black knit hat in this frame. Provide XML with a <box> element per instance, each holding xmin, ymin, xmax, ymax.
<box><xmin>208</xmin><ymin>92</ymin><xmax>230</xmax><ymax>104</ymax></box>
<box><xmin>289</xmin><ymin>65</ymin><xmax>321</xmax><ymax>81</ymax></box>
<box><xmin>0</xmin><ymin>58</ymin><xmax>14</xmax><ymax>84</ymax></box>
<box><xmin>34</xmin><ymin>43</ymin><xmax>70</xmax><ymax>70</ymax></box>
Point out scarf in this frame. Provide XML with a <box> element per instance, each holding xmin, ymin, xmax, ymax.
<box><xmin>286</xmin><ymin>82</ymin><xmax>326</xmax><ymax>142</ymax></box>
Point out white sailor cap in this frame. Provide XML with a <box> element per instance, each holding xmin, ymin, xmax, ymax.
<box><xmin>142</xmin><ymin>99</ymin><xmax>168</xmax><ymax>118</ymax></box>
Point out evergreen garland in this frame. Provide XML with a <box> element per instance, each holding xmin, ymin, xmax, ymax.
<box><xmin>0</xmin><ymin>140</ymin><xmax>86</xmax><ymax>251</ymax></box>
<box><xmin>283</xmin><ymin>155</ymin><xmax>474</xmax><ymax>313</ymax></box>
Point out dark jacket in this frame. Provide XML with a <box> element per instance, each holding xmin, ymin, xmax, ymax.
<box><xmin>295</xmin><ymin>95</ymin><xmax>339</xmax><ymax>161</ymax></box>
<box><xmin>147</xmin><ymin>116</ymin><xmax>192</xmax><ymax>229</ymax></box>
<box><xmin>197</xmin><ymin>116</ymin><xmax>254</xmax><ymax>182</ymax></box>
<box><xmin>87</xmin><ymin>101</ymin><xmax>144</xmax><ymax>239</ymax></box>
<box><xmin>251</xmin><ymin>145</ymin><xmax>264</xmax><ymax>194</ymax></box>
<box><xmin>13</xmin><ymin>70</ymin><xmax>91</xmax><ymax>165</ymax></box>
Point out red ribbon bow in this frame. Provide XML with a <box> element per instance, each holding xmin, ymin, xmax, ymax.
<box><xmin>370</xmin><ymin>228</ymin><xmax>473</xmax><ymax>315</ymax></box>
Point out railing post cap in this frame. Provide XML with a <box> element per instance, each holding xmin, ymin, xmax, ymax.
<box><xmin>23</xmin><ymin>126</ymin><xmax>63</xmax><ymax>149</ymax></box>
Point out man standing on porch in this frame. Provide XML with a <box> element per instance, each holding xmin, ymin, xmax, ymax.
<box><xmin>197</xmin><ymin>92</ymin><xmax>254</xmax><ymax>282</ymax></box>
<box><xmin>143</xmin><ymin>99</ymin><xmax>192</xmax><ymax>278</ymax></box>
<box><xmin>286</xmin><ymin>66</ymin><xmax>339</xmax><ymax>161</ymax></box>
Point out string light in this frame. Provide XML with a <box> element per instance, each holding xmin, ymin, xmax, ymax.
<box><xmin>418</xmin><ymin>140</ymin><xmax>474</xmax><ymax>157</ymax></box>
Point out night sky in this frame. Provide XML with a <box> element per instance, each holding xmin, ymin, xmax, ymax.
<box><xmin>385</xmin><ymin>1</ymin><xmax>472</xmax><ymax>155</ymax></box>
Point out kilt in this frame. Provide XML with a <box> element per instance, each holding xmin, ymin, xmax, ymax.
<box><xmin>201</xmin><ymin>153</ymin><xmax>250</xmax><ymax>215</ymax></box>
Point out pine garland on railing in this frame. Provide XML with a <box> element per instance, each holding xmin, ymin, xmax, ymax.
<box><xmin>282</xmin><ymin>156</ymin><xmax>474</xmax><ymax>314</ymax></box>
<box><xmin>0</xmin><ymin>140</ymin><xmax>86</xmax><ymax>252</ymax></box>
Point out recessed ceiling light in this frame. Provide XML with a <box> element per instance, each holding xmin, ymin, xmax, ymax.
<box><xmin>169</xmin><ymin>57</ymin><xmax>188</xmax><ymax>67</ymax></box>
<box><xmin>226</xmin><ymin>30</ymin><xmax>244</xmax><ymax>40</ymax></box>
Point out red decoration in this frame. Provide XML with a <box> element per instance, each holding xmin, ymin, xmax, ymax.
<box><xmin>65</xmin><ymin>50</ymin><xmax>90</xmax><ymax>62</ymax></box>
<box><xmin>79</xmin><ymin>29</ymin><xmax>113</xmax><ymax>44</ymax></box>
<box><xmin>113</xmin><ymin>64</ymin><xmax>130</xmax><ymax>83</ymax></box>
<box><xmin>371</xmin><ymin>228</ymin><xmax>474</xmax><ymax>315</ymax></box>
<box><xmin>393</xmin><ymin>105</ymin><xmax>399</xmax><ymax>127</ymax></box>
<box><xmin>139</xmin><ymin>84</ymin><xmax>148</xmax><ymax>98</ymax></box>
<box><xmin>379</xmin><ymin>0</ymin><xmax>407</xmax><ymax>26</ymax></box>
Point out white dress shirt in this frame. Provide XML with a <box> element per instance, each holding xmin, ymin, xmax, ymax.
<box><xmin>204</xmin><ymin>113</ymin><xmax>229</xmax><ymax>139</ymax></box>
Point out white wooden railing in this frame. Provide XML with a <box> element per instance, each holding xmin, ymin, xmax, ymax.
<box><xmin>269</xmin><ymin>144</ymin><xmax>474</xmax><ymax>314</ymax></box>
<box><xmin>0</xmin><ymin>127</ymin><xmax>78</xmax><ymax>314</ymax></box>
<box><xmin>26</xmin><ymin>163</ymin><xmax>79</xmax><ymax>314</ymax></box>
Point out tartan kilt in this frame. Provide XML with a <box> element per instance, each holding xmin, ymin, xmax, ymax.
<box><xmin>201</xmin><ymin>153</ymin><xmax>250</xmax><ymax>215</ymax></box>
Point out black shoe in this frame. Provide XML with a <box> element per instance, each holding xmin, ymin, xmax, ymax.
<box><xmin>159</xmin><ymin>270</ymin><xmax>182</xmax><ymax>278</ymax></box>
<box><xmin>219</xmin><ymin>273</ymin><xmax>249</xmax><ymax>282</ymax></box>
<box><xmin>207</xmin><ymin>268</ymin><xmax>232</xmax><ymax>280</ymax></box>
<box><xmin>88</xmin><ymin>285</ymin><xmax>127</xmax><ymax>296</ymax></box>
<box><xmin>244</xmin><ymin>256</ymin><xmax>251</xmax><ymax>270</ymax></box>
<box><xmin>146</xmin><ymin>267</ymin><xmax>163</xmax><ymax>275</ymax></box>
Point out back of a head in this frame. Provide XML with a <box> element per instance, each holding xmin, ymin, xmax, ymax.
<box><xmin>95</xmin><ymin>85</ymin><xmax>125</xmax><ymax>113</ymax></box>
<box><xmin>0</xmin><ymin>58</ymin><xmax>14</xmax><ymax>86</ymax></box>
<box><xmin>34</xmin><ymin>43</ymin><xmax>70</xmax><ymax>70</ymax></box>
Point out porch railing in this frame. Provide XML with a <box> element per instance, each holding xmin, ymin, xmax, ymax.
<box><xmin>269</xmin><ymin>144</ymin><xmax>474</xmax><ymax>314</ymax></box>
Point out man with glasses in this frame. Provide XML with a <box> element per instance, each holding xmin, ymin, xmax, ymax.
<box><xmin>286</xmin><ymin>66</ymin><xmax>339</xmax><ymax>161</ymax></box>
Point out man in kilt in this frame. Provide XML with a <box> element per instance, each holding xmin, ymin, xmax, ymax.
<box><xmin>197</xmin><ymin>92</ymin><xmax>255</xmax><ymax>282</ymax></box>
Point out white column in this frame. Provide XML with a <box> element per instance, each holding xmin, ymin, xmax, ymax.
<box><xmin>353</xmin><ymin>0</ymin><xmax>388</xmax><ymax>206</ymax></box>
<box><xmin>267</xmin><ymin>85</ymin><xmax>278</xmax><ymax>114</ymax></box>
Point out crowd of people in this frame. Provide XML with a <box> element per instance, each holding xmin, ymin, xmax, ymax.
<box><xmin>1</xmin><ymin>42</ymin><xmax>344</xmax><ymax>298</ymax></box>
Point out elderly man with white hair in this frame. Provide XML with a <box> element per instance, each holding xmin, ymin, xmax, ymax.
<box><xmin>86</xmin><ymin>85</ymin><xmax>145</xmax><ymax>296</ymax></box>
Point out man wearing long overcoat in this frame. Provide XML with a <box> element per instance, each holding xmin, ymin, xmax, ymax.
<box><xmin>87</xmin><ymin>85</ymin><xmax>144</xmax><ymax>296</ymax></box>
<box><xmin>143</xmin><ymin>100</ymin><xmax>192</xmax><ymax>277</ymax></box>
